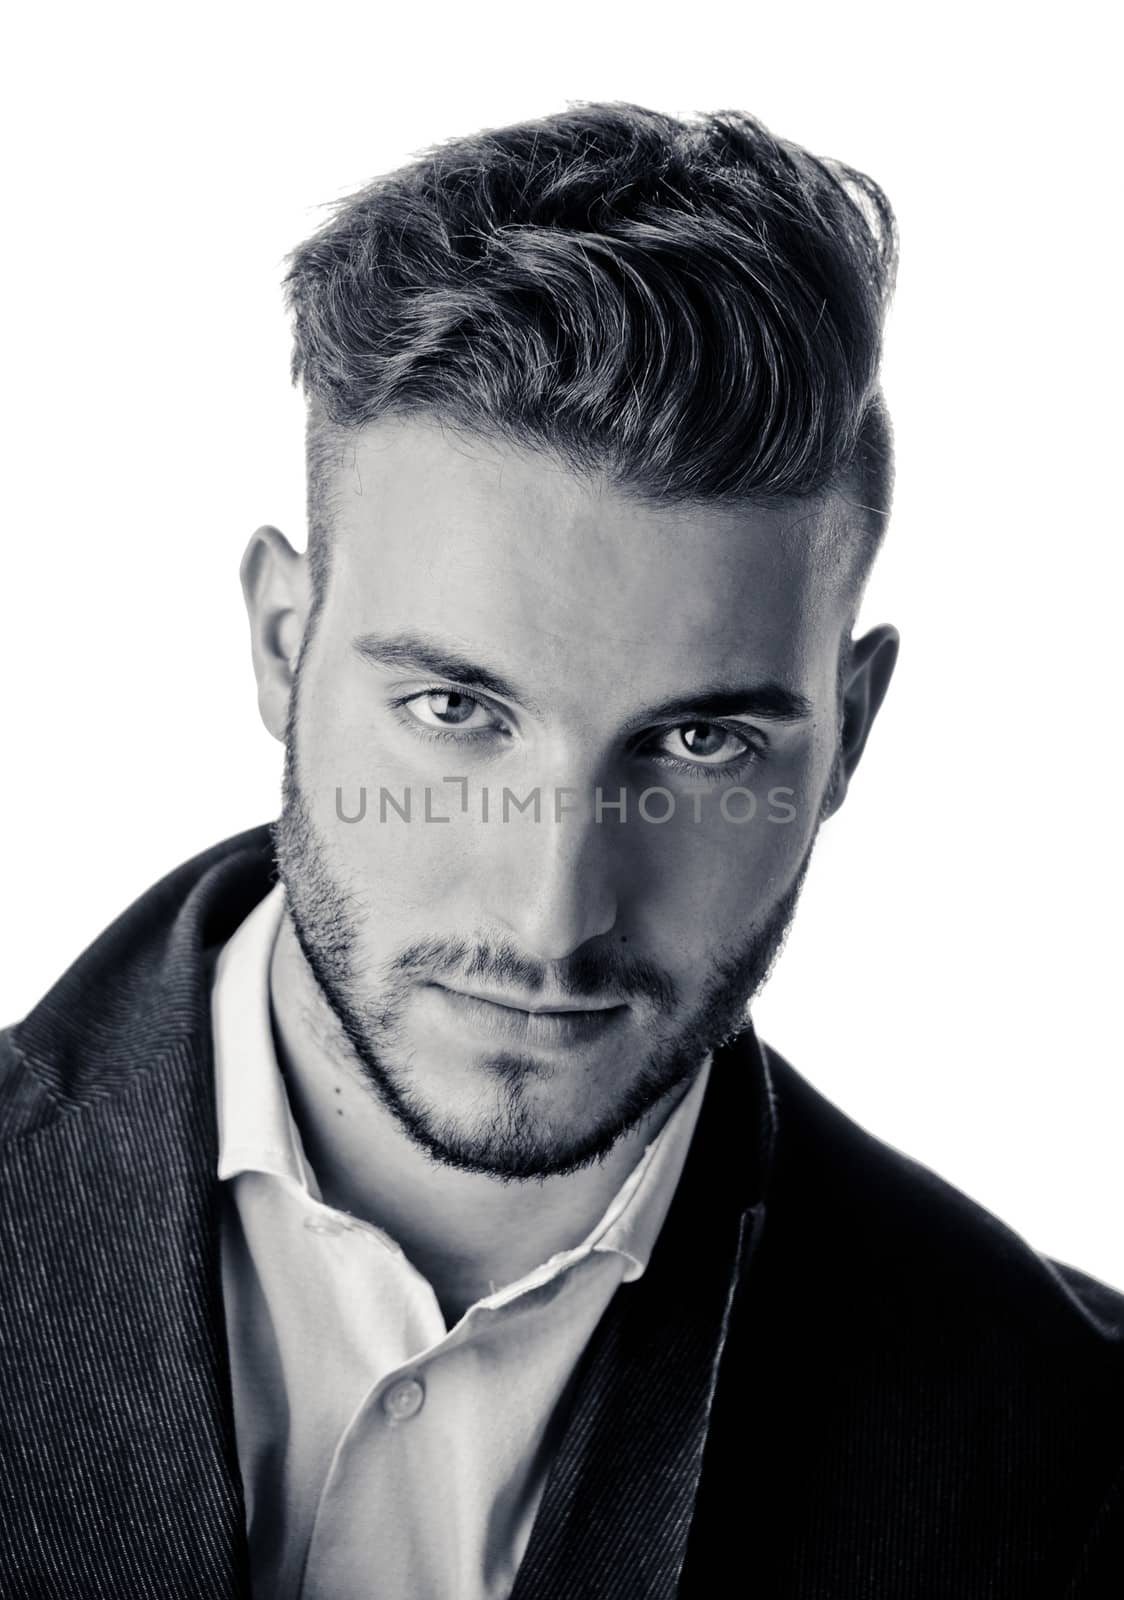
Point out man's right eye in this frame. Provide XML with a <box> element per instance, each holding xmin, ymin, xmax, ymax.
<box><xmin>391</xmin><ymin>688</ymin><xmax>510</xmax><ymax>739</ymax></box>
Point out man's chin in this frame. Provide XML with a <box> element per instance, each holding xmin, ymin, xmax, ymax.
<box><xmin>356</xmin><ymin>1031</ymin><xmax>697</xmax><ymax>1181</ymax></box>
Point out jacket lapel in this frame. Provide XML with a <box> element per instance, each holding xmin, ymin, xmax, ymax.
<box><xmin>0</xmin><ymin>828</ymin><xmax>276</xmax><ymax>1598</ymax></box>
<box><xmin>509</xmin><ymin>1028</ymin><xmax>775</xmax><ymax>1600</ymax></box>
<box><xmin>0</xmin><ymin>1036</ymin><xmax>249</xmax><ymax>1595</ymax></box>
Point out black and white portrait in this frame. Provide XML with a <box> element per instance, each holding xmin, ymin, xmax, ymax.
<box><xmin>1</xmin><ymin>4</ymin><xmax>1120</xmax><ymax>1595</ymax></box>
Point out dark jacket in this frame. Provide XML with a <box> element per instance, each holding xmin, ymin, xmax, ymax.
<box><xmin>1</xmin><ymin>824</ymin><xmax>1121</xmax><ymax>1598</ymax></box>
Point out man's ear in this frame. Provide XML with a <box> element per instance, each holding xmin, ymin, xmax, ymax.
<box><xmin>823</xmin><ymin>623</ymin><xmax>900</xmax><ymax>818</ymax></box>
<box><xmin>239</xmin><ymin>525</ymin><xmax>310</xmax><ymax>743</ymax></box>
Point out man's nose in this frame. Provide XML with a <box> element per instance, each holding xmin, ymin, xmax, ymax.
<box><xmin>482</xmin><ymin>784</ymin><xmax>622</xmax><ymax>963</ymax></box>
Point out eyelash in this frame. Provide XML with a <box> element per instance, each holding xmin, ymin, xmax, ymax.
<box><xmin>387</xmin><ymin>688</ymin><xmax>766</xmax><ymax>783</ymax></box>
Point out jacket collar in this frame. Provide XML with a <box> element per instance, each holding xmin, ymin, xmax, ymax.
<box><xmin>13</xmin><ymin>823</ymin><xmax>280</xmax><ymax>1104</ymax></box>
<box><xmin>4</xmin><ymin>824</ymin><xmax>776</xmax><ymax>1599</ymax></box>
<box><xmin>3</xmin><ymin>825</ymin><xmax>277</xmax><ymax>1595</ymax></box>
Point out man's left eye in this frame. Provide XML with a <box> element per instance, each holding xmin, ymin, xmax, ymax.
<box><xmin>655</xmin><ymin>723</ymin><xmax>752</xmax><ymax>765</ymax></box>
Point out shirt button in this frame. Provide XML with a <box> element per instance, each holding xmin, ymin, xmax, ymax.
<box><xmin>382</xmin><ymin>1376</ymin><xmax>426</xmax><ymax>1421</ymax></box>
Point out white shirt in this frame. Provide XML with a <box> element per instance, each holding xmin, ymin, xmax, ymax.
<box><xmin>213</xmin><ymin>881</ymin><xmax>711</xmax><ymax>1600</ymax></box>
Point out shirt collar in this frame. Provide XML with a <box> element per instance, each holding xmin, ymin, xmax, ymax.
<box><xmin>211</xmin><ymin>879</ymin><xmax>712</xmax><ymax>1284</ymax></box>
<box><xmin>212</xmin><ymin>881</ymin><xmax>318</xmax><ymax>1193</ymax></box>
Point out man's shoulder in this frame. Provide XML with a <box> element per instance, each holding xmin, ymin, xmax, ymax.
<box><xmin>690</xmin><ymin>1043</ymin><xmax>1124</xmax><ymax>1595</ymax></box>
<box><xmin>757</xmin><ymin>1040</ymin><xmax>1124</xmax><ymax>1350</ymax></box>
<box><xmin>0</xmin><ymin>823</ymin><xmax>278</xmax><ymax>1140</ymax></box>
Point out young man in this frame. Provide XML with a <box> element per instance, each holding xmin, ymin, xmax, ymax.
<box><xmin>1</xmin><ymin>104</ymin><xmax>1120</xmax><ymax>1598</ymax></box>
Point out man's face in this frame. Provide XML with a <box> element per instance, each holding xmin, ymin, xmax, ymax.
<box><xmin>270</xmin><ymin>416</ymin><xmax>861</xmax><ymax>1180</ymax></box>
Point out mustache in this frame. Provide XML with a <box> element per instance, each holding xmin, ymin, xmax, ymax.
<box><xmin>387</xmin><ymin>935</ymin><xmax>677</xmax><ymax>1012</ymax></box>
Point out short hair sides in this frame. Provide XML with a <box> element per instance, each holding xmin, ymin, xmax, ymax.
<box><xmin>284</xmin><ymin>101</ymin><xmax>898</xmax><ymax>609</ymax></box>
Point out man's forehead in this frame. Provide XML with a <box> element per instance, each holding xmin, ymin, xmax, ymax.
<box><xmin>316</xmin><ymin>419</ymin><xmax>857</xmax><ymax>707</ymax></box>
<box><xmin>328</xmin><ymin>415</ymin><xmax>850</xmax><ymax>586</ymax></box>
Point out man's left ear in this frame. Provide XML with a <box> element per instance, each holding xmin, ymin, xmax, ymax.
<box><xmin>823</xmin><ymin>623</ymin><xmax>900</xmax><ymax>817</ymax></box>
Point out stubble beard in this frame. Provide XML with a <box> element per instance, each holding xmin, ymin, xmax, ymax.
<box><xmin>273</xmin><ymin>692</ymin><xmax>818</xmax><ymax>1182</ymax></box>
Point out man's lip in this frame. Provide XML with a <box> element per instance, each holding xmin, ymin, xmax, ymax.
<box><xmin>434</xmin><ymin>983</ymin><xmax>625</xmax><ymax>1016</ymax></box>
<box><xmin>427</xmin><ymin>985</ymin><xmax>628</xmax><ymax>1048</ymax></box>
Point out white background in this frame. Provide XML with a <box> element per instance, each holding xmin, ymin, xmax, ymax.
<box><xmin>3</xmin><ymin>3</ymin><xmax>1121</xmax><ymax>1285</ymax></box>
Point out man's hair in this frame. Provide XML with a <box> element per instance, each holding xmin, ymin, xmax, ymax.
<box><xmin>284</xmin><ymin>101</ymin><xmax>897</xmax><ymax>608</ymax></box>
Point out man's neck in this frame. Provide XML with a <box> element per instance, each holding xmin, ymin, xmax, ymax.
<box><xmin>267</xmin><ymin>917</ymin><xmax>688</xmax><ymax>1327</ymax></box>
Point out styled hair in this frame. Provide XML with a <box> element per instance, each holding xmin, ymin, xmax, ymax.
<box><xmin>284</xmin><ymin>101</ymin><xmax>897</xmax><ymax>603</ymax></box>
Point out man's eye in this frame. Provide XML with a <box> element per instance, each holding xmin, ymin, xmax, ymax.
<box><xmin>654</xmin><ymin>722</ymin><xmax>754</xmax><ymax>765</ymax></box>
<box><xmin>400</xmin><ymin>689</ymin><xmax>497</xmax><ymax>732</ymax></box>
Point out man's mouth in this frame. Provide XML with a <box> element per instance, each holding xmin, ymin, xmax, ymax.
<box><xmin>427</xmin><ymin>983</ymin><xmax>629</xmax><ymax>1047</ymax></box>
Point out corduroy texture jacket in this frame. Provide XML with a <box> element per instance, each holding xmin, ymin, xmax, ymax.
<box><xmin>1</xmin><ymin>823</ymin><xmax>1121</xmax><ymax>1598</ymax></box>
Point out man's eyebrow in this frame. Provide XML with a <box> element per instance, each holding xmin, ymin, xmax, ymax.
<box><xmin>351</xmin><ymin>630</ymin><xmax>813</xmax><ymax>726</ymax></box>
<box><xmin>630</xmin><ymin>683</ymin><xmax>814</xmax><ymax>726</ymax></box>
<box><xmin>352</xmin><ymin>631</ymin><xmax>545</xmax><ymax>716</ymax></box>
